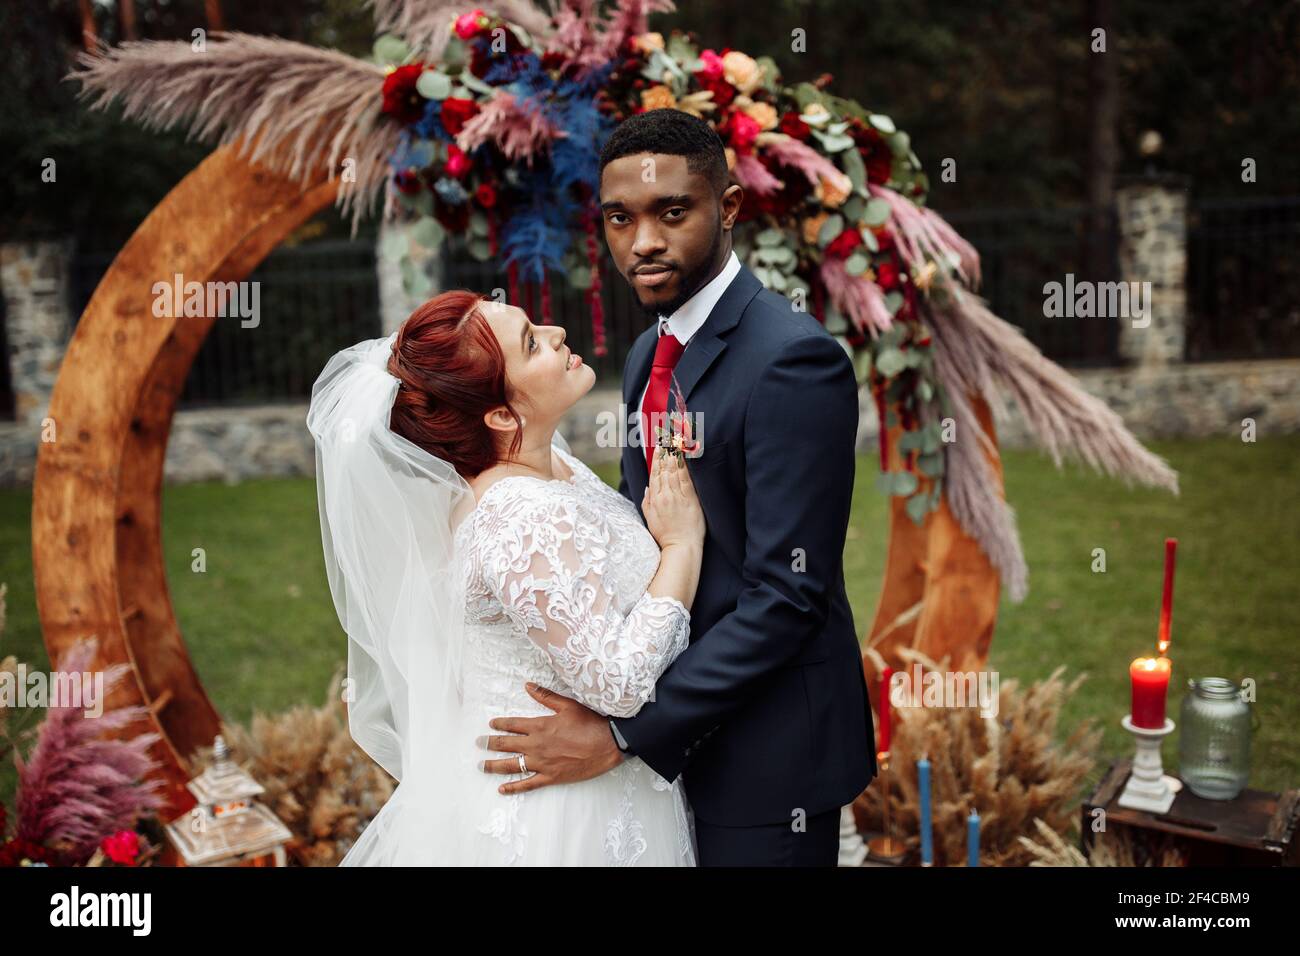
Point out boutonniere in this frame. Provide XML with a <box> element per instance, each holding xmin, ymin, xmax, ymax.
<box><xmin>654</xmin><ymin>376</ymin><xmax>702</xmax><ymax>461</ymax></box>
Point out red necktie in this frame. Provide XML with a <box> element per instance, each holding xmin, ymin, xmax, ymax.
<box><xmin>641</xmin><ymin>331</ymin><xmax>686</xmax><ymax>475</ymax></box>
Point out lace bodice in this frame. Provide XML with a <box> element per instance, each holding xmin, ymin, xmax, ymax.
<box><xmin>456</xmin><ymin>446</ymin><xmax>690</xmax><ymax>717</ymax></box>
<box><xmin>439</xmin><ymin>446</ymin><xmax>695</xmax><ymax>866</ymax></box>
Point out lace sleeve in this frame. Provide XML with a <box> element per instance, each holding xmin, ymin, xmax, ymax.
<box><xmin>478</xmin><ymin>483</ymin><xmax>691</xmax><ymax>717</ymax></box>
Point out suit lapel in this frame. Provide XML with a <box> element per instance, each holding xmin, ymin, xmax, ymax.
<box><xmin>669</xmin><ymin>264</ymin><xmax>763</xmax><ymax>409</ymax></box>
<box><xmin>624</xmin><ymin>263</ymin><xmax>764</xmax><ymax>501</ymax></box>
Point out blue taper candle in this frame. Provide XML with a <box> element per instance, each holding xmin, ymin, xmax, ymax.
<box><xmin>967</xmin><ymin>807</ymin><xmax>980</xmax><ymax>867</ymax></box>
<box><xmin>918</xmin><ymin>756</ymin><xmax>933</xmax><ymax>866</ymax></box>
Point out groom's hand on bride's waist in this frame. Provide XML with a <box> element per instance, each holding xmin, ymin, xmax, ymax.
<box><xmin>476</xmin><ymin>682</ymin><xmax>624</xmax><ymax>794</ymax></box>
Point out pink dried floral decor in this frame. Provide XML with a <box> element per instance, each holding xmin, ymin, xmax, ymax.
<box><xmin>4</xmin><ymin>636</ymin><xmax>166</xmax><ymax>865</ymax></box>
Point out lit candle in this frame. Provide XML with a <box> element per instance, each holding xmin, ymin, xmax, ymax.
<box><xmin>1157</xmin><ymin>538</ymin><xmax>1177</xmax><ymax>656</ymax></box>
<box><xmin>918</xmin><ymin>756</ymin><xmax>933</xmax><ymax>866</ymax></box>
<box><xmin>1129</xmin><ymin>656</ymin><xmax>1172</xmax><ymax>729</ymax></box>
<box><xmin>878</xmin><ymin>666</ymin><xmax>893</xmax><ymax>756</ymax></box>
<box><xmin>967</xmin><ymin>807</ymin><xmax>980</xmax><ymax>867</ymax></box>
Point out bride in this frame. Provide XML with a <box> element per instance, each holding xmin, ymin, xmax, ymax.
<box><xmin>308</xmin><ymin>289</ymin><xmax>704</xmax><ymax>865</ymax></box>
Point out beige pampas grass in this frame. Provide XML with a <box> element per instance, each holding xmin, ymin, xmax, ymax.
<box><xmin>1019</xmin><ymin>816</ymin><xmax>1186</xmax><ymax>867</ymax></box>
<box><xmin>923</xmin><ymin>282</ymin><xmax>1181</xmax><ymax>603</ymax></box>
<box><xmin>70</xmin><ymin>33</ymin><xmax>401</xmax><ymax>230</ymax></box>
<box><xmin>203</xmin><ymin>668</ymin><xmax>395</xmax><ymax>867</ymax></box>
<box><xmin>855</xmin><ymin>650</ymin><xmax>1102</xmax><ymax>866</ymax></box>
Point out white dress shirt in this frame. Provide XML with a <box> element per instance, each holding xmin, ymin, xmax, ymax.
<box><xmin>636</xmin><ymin>249</ymin><xmax>742</xmax><ymax>414</ymax></box>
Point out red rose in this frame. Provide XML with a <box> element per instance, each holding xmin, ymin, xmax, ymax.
<box><xmin>825</xmin><ymin>227</ymin><xmax>863</xmax><ymax>259</ymax></box>
<box><xmin>445</xmin><ymin>144</ymin><xmax>471</xmax><ymax>179</ymax></box>
<box><xmin>394</xmin><ymin>169</ymin><xmax>423</xmax><ymax>195</ymax></box>
<box><xmin>454</xmin><ymin>9</ymin><xmax>489</xmax><ymax>40</ymax></box>
<box><xmin>475</xmin><ymin>182</ymin><xmax>497</xmax><ymax>208</ymax></box>
<box><xmin>723</xmin><ymin>110</ymin><xmax>761</xmax><ymax>153</ymax></box>
<box><xmin>875</xmin><ymin>260</ymin><xmax>900</xmax><ymax>290</ymax></box>
<box><xmin>779</xmin><ymin>111</ymin><xmax>811</xmax><ymax>140</ymax></box>
<box><xmin>873</xmin><ymin>228</ymin><xmax>895</xmax><ymax>252</ymax></box>
<box><xmin>696</xmin><ymin>49</ymin><xmax>724</xmax><ymax>80</ymax></box>
<box><xmin>439</xmin><ymin>97</ymin><xmax>480</xmax><ymax>136</ymax></box>
<box><xmin>434</xmin><ymin>196</ymin><xmax>470</xmax><ymax>233</ymax></box>
<box><xmin>699</xmin><ymin>75</ymin><xmax>735</xmax><ymax>109</ymax></box>
<box><xmin>381</xmin><ymin>64</ymin><xmax>427</xmax><ymax>125</ymax></box>
<box><xmin>101</xmin><ymin>830</ymin><xmax>140</xmax><ymax>866</ymax></box>
<box><xmin>850</xmin><ymin>120</ymin><xmax>893</xmax><ymax>185</ymax></box>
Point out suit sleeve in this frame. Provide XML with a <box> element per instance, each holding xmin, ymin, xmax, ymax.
<box><xmin>611</xmin><ymin>332</ymin><xmax>859</xmax><ymax>781</ymax></box>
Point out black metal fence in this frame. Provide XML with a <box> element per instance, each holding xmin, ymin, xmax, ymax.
<box><xmin>1186</xmin><ymin>196</ymin><xmax>1300</xmax><ymax>361</ymax></box>
<box><xmin>43</xmin><ymin>195</ymin><xmax>1299</xmax><ymax>415</ymax></box>
<box><xmin>940</xmin><ymin>205</ymin><xmax>1121</xmax><ymax>366</ymax></box>
<box><xmin>441</xmin><ymin>248</ymin><xmax>650</xmax><ymax>383</ymax></box>
<box><xmin>69</xmin><ymin>240</ymin><xmax>382</xmax><ymax>409</ymax></box>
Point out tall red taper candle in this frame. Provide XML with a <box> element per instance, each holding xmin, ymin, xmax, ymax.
<box><xmin>1158</xmin><ymin>537</ymin><xmax>1177</xmax><ymax>655</ymax></box>
<box><xmin>878</xmin><ymin>666</ymin><xmax>893</xmax><ymax>755</ymax></box>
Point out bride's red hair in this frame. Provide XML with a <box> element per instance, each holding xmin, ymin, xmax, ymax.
<box><xmin>387</xmin><ymin>290</ymin><xmax>523</xmax><ymax>478</ymax></box>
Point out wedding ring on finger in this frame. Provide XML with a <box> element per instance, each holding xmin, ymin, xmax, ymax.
<box><xmin>517</xmin><ymin>754</ymin><xmax>528</xmax><ymax>774</ymax></box>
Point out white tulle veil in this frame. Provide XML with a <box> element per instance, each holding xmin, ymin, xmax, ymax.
<box><xmin>307</xmin><ymin>331</ymin><xmax>524</xmax><ymax>865</ymax></box>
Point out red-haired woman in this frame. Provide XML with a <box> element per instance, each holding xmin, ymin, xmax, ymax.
<box><xmin>309</xmin><ymin>290</ymin><xmax>702</xmax><ymax>866</ymax></box>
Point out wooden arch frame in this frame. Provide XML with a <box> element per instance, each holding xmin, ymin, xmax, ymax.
<box><xmin>32</xmin><ymin>145</ymin><xmax>1001</xmax><ymax>819</ymax></box>
<box><xmin>33</xmin><ymin>146</ymin><xmax>338</xmax><ymax>817</ymax></box>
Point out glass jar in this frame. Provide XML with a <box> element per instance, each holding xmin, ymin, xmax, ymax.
<box><xmin>1178</xmin><ymin>677</ymin><xmax>1254</xmax><ymax>800</ymax></box>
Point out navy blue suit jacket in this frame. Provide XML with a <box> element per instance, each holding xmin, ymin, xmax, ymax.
<box><xmin>611</xmin><ymin>263</ymin><xmax>876</xmax><ymax>827</ymax></box>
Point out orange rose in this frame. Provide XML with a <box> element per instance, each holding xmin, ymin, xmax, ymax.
<box><xmin>640</xmin><ymin>84</ymin><xmax>677</xmax><ymax>111</ymax></box>
<box><xmin>815</xmin><ymin>172</ymin><xmax>852</xmax><ymax>208</ymax></box>
<box><xmin>802</xmin><ymin>211</ymin><xmax>830</xmax><ymax>244</ymax></box>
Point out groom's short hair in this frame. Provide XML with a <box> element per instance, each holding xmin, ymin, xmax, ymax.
<box><xmin>599</xmin><ymin>109</ymin><xmax>730</xmax><ymax>196</ymax></box>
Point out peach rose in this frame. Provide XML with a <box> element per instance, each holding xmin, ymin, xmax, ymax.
<box><xmin>722</xmin><ymin>51</ymin><xmax>763</xmax><ymax>95</ymax></box>
<box><xmin>743</xmin><ymin>101</ymin><xmax>779</xmax><ymax>131</ymax></box>
<box><xmin>634</xmin><ymin>32</ymin><xmax>665</xmax><ymax>54</ymax></box>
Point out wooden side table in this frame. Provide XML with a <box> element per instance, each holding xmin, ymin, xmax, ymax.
<box><xmin>1082</xmin><ymin>758</ymin><xmax>1300</xmax><ymax>866</ymax></box>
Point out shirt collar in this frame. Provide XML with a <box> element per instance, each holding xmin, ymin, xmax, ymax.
<box><xmin>658</xmin><ymin>249</ymin><xmax>742</xmax><ymax>345</ymax></box>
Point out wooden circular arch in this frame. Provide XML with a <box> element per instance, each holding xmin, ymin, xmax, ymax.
<box><xmin>33</xmin><ymin>145</ymin><xmax>338</xmax><ymax>818</ymax></box>
<box><xmin>32</xmin><ymin>145</ymin><xmax>1001</xmax><ymax>818</ymax></box>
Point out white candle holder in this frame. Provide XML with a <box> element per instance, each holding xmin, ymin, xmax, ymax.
<box><xmin>1117</xmin><ymin>715</ymin><xmax>1177</xmax><ymax>814</ymax></box>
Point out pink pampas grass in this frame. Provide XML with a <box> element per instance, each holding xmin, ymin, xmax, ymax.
<box><xmin>820</xmin><ymin>257</ymin><xmax>894</xmax><ymax>337</ymax></box>
<box><xmin>13</xmin><ymin>637</ymin><xmax>166</xmax><ymax>864</ymax></box>
<box><xmin>732</xmin><ymin>152</ymin><xmax>782</xmax><ymax>195</ymax></box>
<box><xmin>867</xmin><ymin>183</ymin><xmax>981</xmax><ymax>288</ymax></box>
<box><xmin>763</xmin><ymin>134</ymin><xmax>853</xmax><ymax>195</ymax></box>
<box><xmin>456</xmin><ymin>90</ymin><xmax>565</xmax><ymax>164</ymax></box>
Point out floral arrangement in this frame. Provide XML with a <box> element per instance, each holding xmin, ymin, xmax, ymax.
<box><xmin>72</xmin><ymin>0</ymin><xmax>1181</xmax><ymax>600</ymax></box>
<box><xmin>376</xmin><ymin>2</ymin><xmax>983</xmax><ymax>524</ymax></box>
<box><xmin>0</xmin><ymin>628</ymin><xmax>166</xmax><ymax>866</ymax></box>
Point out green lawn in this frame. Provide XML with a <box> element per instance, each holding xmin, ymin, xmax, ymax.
<box><xmin>2</xmin><ymin>435</ymin><xmax>1297</xmax><ymax>809</ymax></box>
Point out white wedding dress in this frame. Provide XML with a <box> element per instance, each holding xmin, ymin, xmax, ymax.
<box><xmin>341</xmin><ymin>444</ymin><xmax>697</xmax><ymax>866</ymax></box>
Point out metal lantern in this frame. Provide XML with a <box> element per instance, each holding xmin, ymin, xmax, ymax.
<box><xmin>164</xmin><ymin>735</ymin><xmax>293</xmax><ymax>866</ymax></box>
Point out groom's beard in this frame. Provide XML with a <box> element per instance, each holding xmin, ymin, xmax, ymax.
<box><xmin>634</xmin><ymin>225</ymin><xmax>724</xmax><ymax>321</ymax></box>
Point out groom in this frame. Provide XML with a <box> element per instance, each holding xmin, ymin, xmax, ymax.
<box><xmin>481</xmin><ymin>108</ymin><xmax>875</xmax><ymax>865</ymax></box>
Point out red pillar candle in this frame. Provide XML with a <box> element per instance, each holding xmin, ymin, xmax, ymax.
<box><xmin>878</xmin><ymin>666</ymin><xmax>893</xmax><ymax>755</ymax></box>
<box><xmin>1158</xmin><ymin>538</ymin><xmax>1177</xmax><ymax>656</ymax></box>
<box><xmin>1130</xmin><ymin>656</ymin><xmax>1172</xmax><ymax>728</ymax></box>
